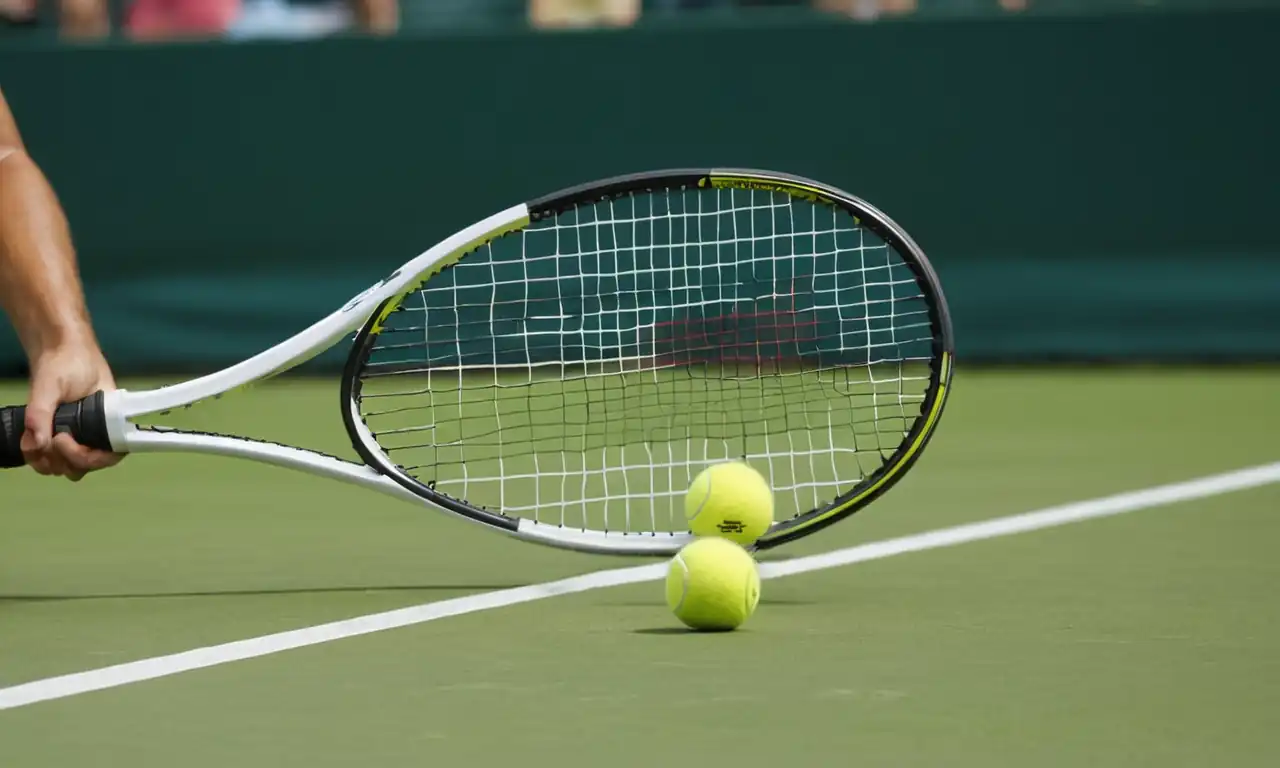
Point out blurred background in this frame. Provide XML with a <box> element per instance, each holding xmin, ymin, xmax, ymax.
<box><xmin>1</xmin><ymin>0</ymin><xmax>1266</xmax><ymax>40</ymax></box>
<box><xmin>0</xmin><ymin>0</ymin><xmax>1277</xmax><ymax>374</ymax></box>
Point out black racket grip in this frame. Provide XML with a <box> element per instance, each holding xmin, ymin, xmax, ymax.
<box><xmin>0</xmin><ymin>391</ymin><xmax>112</xmax><ymax>469</ymax></box>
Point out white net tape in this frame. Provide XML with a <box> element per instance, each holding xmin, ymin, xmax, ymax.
<box><xmin>357</xmin><ymin>185</ymin><xmax>935</xmax><ymax>532</ymax></box>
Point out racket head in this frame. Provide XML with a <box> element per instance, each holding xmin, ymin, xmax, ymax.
<box><xmin>342</xmin><ymin>168</ymin><xmax>954</xmax><ymax>554</ymax></box>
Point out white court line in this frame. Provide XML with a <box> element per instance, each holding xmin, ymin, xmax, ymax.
<box><xmin>2</xmin><ymin>460</ymin><xmax>1278</xmax><ymax>712</ymax></box>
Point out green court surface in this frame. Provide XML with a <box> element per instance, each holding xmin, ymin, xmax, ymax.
<box><xmin>1</xmin><ymin>369</ymin><xmax>1278</xmax><ymax>766</ymax></box>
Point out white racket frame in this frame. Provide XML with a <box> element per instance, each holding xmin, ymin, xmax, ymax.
<box><xmin>99</xmin><ymin>202</ymin><xmax>695</xmax><ymax>555</ymax></box>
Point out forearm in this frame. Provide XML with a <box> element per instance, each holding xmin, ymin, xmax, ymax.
<box><xmin>0</xmin><ymin>147</ymin><xmax>96</xmax><ymax>358</ymax></box>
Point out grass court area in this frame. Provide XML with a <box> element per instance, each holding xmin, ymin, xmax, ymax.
<box><xmin>1</xmin><ymin>368</ymin><xmax>1278</xmax><ymax>766</ymax></box>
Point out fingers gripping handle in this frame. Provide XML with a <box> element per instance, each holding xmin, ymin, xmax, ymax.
<box><xmin>0</xmin><ymin>391</ymin><xmax>113</xmax><ymax>468</ymax></box>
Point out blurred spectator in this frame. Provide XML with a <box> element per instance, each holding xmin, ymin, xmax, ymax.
<box><xmin>126</xmin><ymin>0</ymin><xmax>240</xmax><ymax>39</ymax></box>
<box><xmin>536</xmin><ymin>0</ymin><xmax>1026</xmax><ymax>26</ymax></box>
<box><xmin>0</xmin><ymin>0</ymin><xmax>109</xmax><ymax>37</ymax></box>
<box><xmin>1</xmin><ymin>0</ymin><xmax>397</xmax><ymax>40</ymax></box>
<box><xmin>645</xmin><ymin>0</ymin><xmax>730</xmax><ymax>10</ymax></box>
<box><xmin>232</xmin><ymin>0</ymin><xmax>396</xmax><ymax>37</ymax></box>
<box><xmin>814</xmin><ymin>0</ymin><xmax>1029</xmax><ymax>16</ymax></box>
<box><xmin>0</xmin><ymin>0</ymin><xmax>35</xmax><ymax>26</ymax></box>
<box><xmin>813</xmin><ymin>0</ymin><xmax>925</xmax><ymax>19</ymax></box>
<box><xmin>351</xmin><ymin>0</ymin><xmax>396</xmax><ymax>31</ymax></box>
<box><xmin>529</xmin><ymin>0</ymin><xmax>639</xmax><ymax>28</ymax></box>
<box><xmin>646</xmin><ymin>0</ymin><xmax>1032</xmax><ymax>20</ymax></box>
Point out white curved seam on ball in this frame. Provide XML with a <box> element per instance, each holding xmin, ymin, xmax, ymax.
<box><xmin>689</xmin><ymin>473</ymin><xmax>711</xmax><ymax>522</ymax></box>
<box><xmin>671</xmin><ymin>554</ymin><xmax>690</xmax><ymax>613</ymax></box>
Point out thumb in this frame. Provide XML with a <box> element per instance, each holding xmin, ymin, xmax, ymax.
<box><xmin>23</xmin><ymin>375</ymin><xmax>61</xmax><ymax>451</ymax></box>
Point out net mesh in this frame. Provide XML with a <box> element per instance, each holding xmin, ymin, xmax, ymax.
<box><xmin>355</xmin><ymin>184</ymin><xmax>936</xmax><ymax>532</ymax></box>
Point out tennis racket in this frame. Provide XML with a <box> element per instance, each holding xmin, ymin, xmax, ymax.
<box><xmin>1</xmin><ymin>169</ymin><xmax>954</xmax><ymax>556</ymax></box>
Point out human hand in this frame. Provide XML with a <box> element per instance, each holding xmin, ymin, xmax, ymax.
<box><xmin>22</xmin><ymin>339</ymin><xmax>123</xmax><ymax>481</ymax></box>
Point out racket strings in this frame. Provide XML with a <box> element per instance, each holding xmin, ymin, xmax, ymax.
<box><xmin>356</xmin><ymin>185</ymin><xmax>934</xmax><ymax>531</ymax></box>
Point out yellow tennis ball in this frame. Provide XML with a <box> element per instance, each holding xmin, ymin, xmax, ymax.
<box><xmin>685</xmin><ymin>461</ymin><xmax>775</xmax><ymax>545</ymax></box>
<box><xmin>665</xmin><ymin>537</ymin><xmax>761</xmax><ymax>631</ymax></box>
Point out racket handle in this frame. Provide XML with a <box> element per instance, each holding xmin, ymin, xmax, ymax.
<box><xmin>0</xmin><ymin>392</ymin><xmax>112</xmax><ymax>469</ymax></box>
